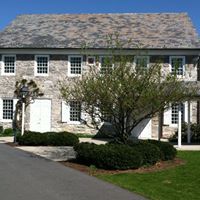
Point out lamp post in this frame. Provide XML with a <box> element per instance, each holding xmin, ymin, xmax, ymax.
<box><xmin>20</xmin><ymin>85</ymin><xmax>29</xmax><ymax>136</ymax></box>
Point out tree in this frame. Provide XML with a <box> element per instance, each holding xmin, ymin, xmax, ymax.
<box><xmin>59</xmin><ymin>36</ymin><xmax>197</xmax><ymax>143</ymax></box>
<box><xmin>13</xmin><ymin>79</ymin><xmax>43</xmax><ymax>132</ymax></box>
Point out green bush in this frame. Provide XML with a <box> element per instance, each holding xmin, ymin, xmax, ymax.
<box><xmin>47</xmin><ymin>132</ymin><xmax>79</xmax><ymax>146</ymax></box>
<box><xmin>147</xmin><ymin>140</ymin><xmax>177</xmax><ymax>161</ymax></box>
<box><xmin>74</xmin><ymin>142</ymin><xmax>143</xmax><ymax>170</ymax></box>
<box><xmin>2</xmin><ymin>128</ymin><xmax>13</xmax><ymax>136</ymax></box>
<box><xmin>0</xmin><ymin>126</ymin><xmax>3</xmax><ymax>135</ymax></box>
<box><xmin>127</xmin><ymin>140</ymin><xmax>162</xmax><ymax>165</ymax></box>
<box><xmin>17</xmin><ymin>131</ymin><xmax>79</xmax><ymax>146</ymax></box>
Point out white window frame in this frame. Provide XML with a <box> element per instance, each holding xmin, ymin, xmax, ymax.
<box><xmin>1</xmin><ymin>55</ymin><xmax>16</xmax><ymax>76</ymax></box>
<box><xmin>134</xmin><ymin>56</ymin><xmax>150</xmax><ymax>70</ymax></box>
<box><xmin>169</xmin><ymin>56</ymin><xmax>185</xmax><ymax>77</ymax></box>
<box><xmin>165</xmin><ymin>102</ymin><xmax>188</xmax><ymax>127</ymax></box>
<box><xmin>68</xmin><ymin>55</ymin><xmax>83</xmax><ymax>77</ymax></box>
<box><xmin>99</xmin><ymin>56</ymin><xmax>114</xmax><ymax>74</ymax></box>
<box><xmin>69</xmin><ymin>101</ymin><xmax>82</xmax><ymax>124</ymax></box>
<box><xmin>34</xmin><ymin>55</ymin><xmax>49</xmax><ymax>76</ymax></box>
<box><xmin>1</xmin><ymin>99</ymin><xmax>15</xmax><ymax>122</ymax></box>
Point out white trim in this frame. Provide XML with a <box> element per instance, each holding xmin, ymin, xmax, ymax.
<box><xmin>134</xmin><ymin>56</ymin><xmax>150</xmax><ymax>69</ymax></box>
<box><xmin>68</xmin><ymin>55</ymin><xmax>83</xmax><ymax>77</ymax></box>
<box><xmin>1</xmin><ymin>98</ymin><xmax>14</xmax><ymax>123</ymax></box>
<box><xmin>1</xmin><ymin>55</ymin><xmax>16</xmax><ymax>76</ymax></box>
<box><xmin>99</xmin><ymin>56</ymin><xmax>114</xmax><ymax>73</ymax></box>
<box><xmin>169</xmin><ymin>56</ymin><xmax>185</xmax><ymax>77</ymax></box>
<box><xmin>169</xmin><ymin>102</ymin><xmax>186</xmax><ymax>127</ymax></box>
<box><xmin>61</xmin><ymin>100</ymin><xmax>82</xmax><ymax>124</ymax></box>
<box><xmin>34</xmin><ymin>55</ymin><xmax>50</xmax><ymax>76</ymax></box>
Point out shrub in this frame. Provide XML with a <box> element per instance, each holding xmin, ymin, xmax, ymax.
<box><xmin>147</xmin><ymin>140</ymin><xmax>177</xmax><ymax>161</ymax></box>
<box><xmin>2</xmin><ymin>128</ymin><xmax>13</xmax><ymax>136</ymax></box>
<box><xmin>0</xmin><ymin>126</ymin><xmax>3</xmax><ymax>135</ymax></box>
<box><xmin>74</xmin><ymin>142</ymin><xmax>143</xmax><ymax>170</ymax></box>
<box><xmin>127</xmin><ymin>140</ymin><xmax>162</xmax><ymax>165</ymax></box>
<box><xmin>47</xmin><ymin>132</ymin><xmax>79</xmax><ymax>146</ymax></box>
<box><xmin>17</xmin><ymin>131</ymin><xmax>79</xmax><ymax>146</ymax></box>
<box><xmin>18</xmin><ymin>132</ymin><xmax>48</xmax><ymax>146</ymax></box>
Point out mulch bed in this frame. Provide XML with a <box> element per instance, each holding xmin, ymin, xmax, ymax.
<box><xmin>6</xmin><ymin>142</ymin><xmax>185</xmax><ymax>175</ymax></box>
<box><xmin>60</xmin><ymin>158</ymin><xmax>185</xmax><ymax>175</ymax></box>
<box><xmin>6</xmin><ymin>142</ymin><xmax>19</xmax><ymax>147</ymax></box>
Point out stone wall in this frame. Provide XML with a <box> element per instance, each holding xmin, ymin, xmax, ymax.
<box><xmin>0</xmin><ymin>54</ymin><xmax>198</xmax><ymax>137</ymax></box>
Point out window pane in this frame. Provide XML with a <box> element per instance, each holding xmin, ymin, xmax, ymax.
<box><xmin>171</xmin><ymin>103</ymin><xmax>184</xmax><ymax>124</ymax></box>
<box><xmin>171</xmin><ymin>58</ymin><xmax>183</xmax><ymax>75</ymax></box>
<box><xmin>70</xmin><ymin>101</ymin><xmax>81</xmax><ymax>121</ymax></box>
<box><xmin>100</xmin><ymin>57</ymin><xmax>112</xmax><ymax>74</ymax></box>
<box><xmin>70</xmin><ymin>57</ymin><xmax>82</xmax><ymax>74</ymax></box>
<box><xmin>135</xmin><ymin>56</ymin><xmax>148</xmax><ymax>70</ymax></box>
<box><xmin>3</xmin><ymin>99</ymin><xmax>13</xmax><ymax>120</ymax></box>
<box><xmin>37</xmin><ymin>56</ymin><xmax>48</xmax><ymax>74</ymax></box>
<box><xmin>4</xmin><ymin>56</ymin><xmax>15</xmax><ymax>73</ymax></box>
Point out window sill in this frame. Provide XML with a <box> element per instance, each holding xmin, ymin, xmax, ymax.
<box><xmin>67</xmin><ymin>121</ymin><xmax>81</xmax><ymax>125</ymax></box>
<box><xmin>35</xmin><ymin>74</ymin><xmax>49</xmax><ymax>77</ymax></box>
<box><xmin>1</xmin><ymin>73</ymin><xmax>15</xmax><ymax>76</ymax></box>
<box><xmin>1</xmin><ymin>119</ymin><xmax>13</xmax><ymax>123</ymax></box>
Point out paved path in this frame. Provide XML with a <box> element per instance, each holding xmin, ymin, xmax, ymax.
<box><xmin>0</xmin><ymin>144</ymin><xmax>147</xmax><ymax>200</ymax></box>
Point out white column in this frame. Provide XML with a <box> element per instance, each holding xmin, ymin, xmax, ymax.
<box><xmin>158</xmin><ymin>111</ymin><xmax>162</xmax><ymax>141</ymax></box>
<box><xmin>187</xmin><ymin>101</ymin><xmax>191</xmax><ymax>144</ymax></box>
<box><xmin>178</xmin><ymin>103</ymin><xmax>182</xmax><ymax>148</ymax></box>
<box><xmin>21</xmin><ymin>102</ymin><xmax>25</xmax><ymax>136</ymax></box>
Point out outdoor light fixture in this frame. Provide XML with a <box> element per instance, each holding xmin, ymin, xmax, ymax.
<box><xmin>20</xmin><ymin>84</ymin><xmax>29</xmax><ymax>136</ymax></box>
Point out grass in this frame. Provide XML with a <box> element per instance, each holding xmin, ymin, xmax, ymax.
<box><xmin>97</xmin><ymin>151</ymin><xmax>200</xmax><ymax>200</ymax></box>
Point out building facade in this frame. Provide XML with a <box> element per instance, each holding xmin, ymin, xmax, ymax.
<box><xmin>0</xmin><ymin>13</ymin><xmax>199</xmax><ymax>139</ymax></box>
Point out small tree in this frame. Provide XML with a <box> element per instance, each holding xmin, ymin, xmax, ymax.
<box><xmin>13</xmin><ymin>79</ymin><xmax>43</xmax><ymax>131</ymax></box>
<box><xmin>60</xmin><ymin>36</ymin><xmax>197</xmax><ymax>143</ymax></box>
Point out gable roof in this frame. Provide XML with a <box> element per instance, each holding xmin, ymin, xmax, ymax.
<box><xmin>0</xmin><ymin>13</ymin><xmax>199</xmax><ymax>49</ymax></box>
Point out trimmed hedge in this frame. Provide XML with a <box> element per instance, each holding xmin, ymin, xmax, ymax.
<box><xmin>17</xmin><ymin>131</ymin><xmax>79</xmax><ymax>146</ymax></box>
<box><xmin>147</xmin><ymin>140</ymin><xmax>177</xmax><ymax>161</ymax></box>
<box><xmin>74</xmin><ymin>139</ymin><xmax>177</xmax><ymax>170</ymax></box>
<box><xmin>127</xmin><ymin>140</ymin><xmax>162</xmax><ymax>165</ymax></box>
<box><xmin>74</xmin><ymin>143</ymin><xmax>143</xmax><ymax>170</ymax></box>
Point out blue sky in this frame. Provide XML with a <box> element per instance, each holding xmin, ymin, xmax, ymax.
<box><xmin>1</xmin><ymin>0</ymin><xmax>200</xmax><ymax>35</ymax></box>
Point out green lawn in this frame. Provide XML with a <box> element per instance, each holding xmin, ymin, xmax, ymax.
<box><xmin>97</xmin><ymin>151</ymin><xmax>200</xmax><ymax>200</ymax></box>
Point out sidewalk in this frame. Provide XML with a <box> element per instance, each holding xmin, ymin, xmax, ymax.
<box><xmin>1</xmin><ymin>136</ymin><xmax>200</xmax><ymax>162</ymax></box>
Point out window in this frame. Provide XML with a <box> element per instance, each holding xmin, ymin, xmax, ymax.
<box><xmin>134</xmin><ymin>56</ymin><xmax>149</xmax><ymax>70</ymax></box>
<box><xmin>3</xmin><ymin>99</ymin><xmax>13</xmax><ymax>120</ymax></box>
<box><xmin>69</xmin><ymin>101</ymin><xmax>81</xmax><ymax>122</ymax></box>
<box><xmin>170</xmin><ymin>56</ymin><xmax>185</xmax><ymax>76</ymax></box>
<box><xmin>171</xmin><ymin>103</ymin><xmax>184</xmax><ymax>124</ymax></box>
<box><xmin>100</xmin><ymin>57</ymin><xmax>113</xmax><ymax>74</ymax></box>
<box><xmin>68</xmin><ymin>56</ymin><xmax>82</xmax><ymax>76</ymax></box>
<box><xmin>35</xmin><ymin>55</ymin><xmax>49</xmax><ymax>76</ymax></box>
<box><xmin>2</xmin><ymin>55</ymin><xmax>16</xmax><ymax>75</ymax></box>
<box><xmin>87</xmin><ymin>56</ymin><xmax>95</xmax><ymax>66</ymax></box>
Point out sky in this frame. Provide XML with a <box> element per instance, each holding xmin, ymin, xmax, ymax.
<box><xmin>0</xmin><ymin>0</ymin><xmax>200</xmax><ymax>35</ymax></box>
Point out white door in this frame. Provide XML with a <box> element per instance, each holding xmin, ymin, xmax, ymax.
<box><xmin>30</xmin><ymin>99</ymin><xmax>51</xmax><ymax>132</ymax></box>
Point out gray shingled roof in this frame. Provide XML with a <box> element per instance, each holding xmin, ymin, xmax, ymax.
<box><xmin>0</xmin><ymin>13</ymin><xmax>199</xmax><ymax>49</ymax></box>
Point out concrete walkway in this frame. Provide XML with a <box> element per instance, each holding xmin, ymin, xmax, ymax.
<box><xmin>0</xmin><ymin>143</ymin><xmax>147</xmax><ymax>200</ymax></box>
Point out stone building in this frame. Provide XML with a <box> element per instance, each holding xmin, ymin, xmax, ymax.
<box><xmin>0</xmin><ymin>13</ymin><xmax>199</xmax><ymax>140</ymax></box>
